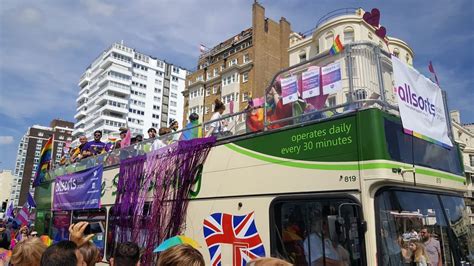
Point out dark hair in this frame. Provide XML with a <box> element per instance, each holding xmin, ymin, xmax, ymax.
<box><xmin>159</xmin><ymin>127</ymin><xmax>172</xmax><ymax>136</ymax></box>
<box><xmin>189</xmin><ymin>113</ymin><xmax>199</xmax><ymax>122</ymax></box>
<box><xmin>40</xmin><ymin>240</ymin><xmax>78</xmax><ymax>266</ymax></box>
<box><xmin>94</xmin><ymin>130</ymin><xmax>102</xmax><ymax>136</ymax></box>
<box><xmin>214</xmin><ymin>99</ymin><xmax>225</xmax><ymax>112</ymax></box>
<box><xmin>147</xmin><ymin>128</ymin><xmax>157</xmax><ymax>134</ymax></box>
<box><xmin>113</xmin><ymin>242</ymin><xmax>140</xmax><ymax>266</ymax></box>
<box><xmin>135</xmin><ymin>135</ymin><xmax>143</xmax><ymax>141</ymax></box>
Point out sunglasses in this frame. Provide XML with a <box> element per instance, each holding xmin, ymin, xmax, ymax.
<box><xmin>94</xmin><ymin>134</ymin><xmax>102</xmax><ymax>136</ymax></box>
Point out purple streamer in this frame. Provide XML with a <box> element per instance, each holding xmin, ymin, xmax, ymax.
<box><xmin>110</xmin><ymin>137</ymin><xmax>216</xmax><ymax>265</ymax></box>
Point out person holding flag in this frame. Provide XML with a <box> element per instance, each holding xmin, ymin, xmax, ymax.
<box><xmin>32</xmin><ymin>135</ymin><xmax>53</xmax><ymax>187</ymax></box>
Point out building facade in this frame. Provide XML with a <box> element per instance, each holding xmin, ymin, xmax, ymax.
<box><xmin>11</xmin><ymin>119</ymin><xmax>74</xmax><ymax>206</ymax></box>
<box><xmin>0</xmin><ymin>170</ymin><xmax>14</xmax><ymax>209</ymax></box>
<box><xmin>451</xmin><ymin>111</ymin><xmax>474</xmax><ymax>200</ymax></box>
<box><xmin>74</xmin><ymin>42</ymin><xmax>188</xmax><ymax>139</ymax></box>
<box><xmin>183</xmin><ymin>2</ymin><xmax>291</xmax><ymax>124</ymax></box>
<box><xmin>288</xmin><ymin>8</ymin><xmax>414</xmax><ymax>108</ymax></box>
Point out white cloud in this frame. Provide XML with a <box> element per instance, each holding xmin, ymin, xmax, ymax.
<box><xmin>0</xmin><ymin>136</ymin><xmax>14</xmax><ymax>145</ymax></box>
<box><xmin>80</xmin><ymin>0</ymin><xmax>116</xmax><ymax>16</ymax></box>
<box><xmin>18</xmin><ymin>7</ymin><xmax>41</xmax><ymax>24</ymax></box>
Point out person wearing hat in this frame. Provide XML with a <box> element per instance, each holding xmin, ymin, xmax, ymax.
<box><xmin>114</xmin><ymin>128</ymin><xmax>129</xmax><ymax>149</ymax></box>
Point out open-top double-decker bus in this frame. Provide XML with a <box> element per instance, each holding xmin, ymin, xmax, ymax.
<box><xmin>34</xmin><ymin>42</ymin><xmax>473</xmax><ymax>265</ymax></box>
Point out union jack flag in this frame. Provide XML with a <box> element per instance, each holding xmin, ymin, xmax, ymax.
<box><xmin>203</xmin><ymin>212</ymin><xmax>266</xmax><ymax>266</ymax></box>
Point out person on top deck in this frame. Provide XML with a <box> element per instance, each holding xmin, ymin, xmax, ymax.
<box><xmin>266</xmin><ymin>79</ymin><xmax>293</xmax><ymax>129</ymax></box>
<box><xmin>82</xmin><ymin>130</ymin><xmax>107</xmax><ymax>158</ymax></box>
<box><xmin>206</xmin><ymin>98</ymin><xmax>227</xmax><ymax>137</ymax></box>
<box><xmin>181</xmin><ymin>112</ymin><xmax>201</xmax><ymax>140</ymax></box>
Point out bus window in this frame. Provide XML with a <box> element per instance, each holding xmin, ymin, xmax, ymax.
<box><xmin>72</xmin><ymin>208</ymin><xmax>107</xmax><ymax>260</ymax></box>
<box><xmin>375</xmin><ymin>189</ymin><xmax>470</xmax><ymax>265</ymax></box>
<box><xmin>384</xmin><ymin>118</ymin><xmax>463</xmax><ymax>176</ymax></box>
<box><xmin>52</xmin><ymin>211</ymin><xmax>71</xmax><ymax>243</ymax></box>
<box><xmin>271</xmin><ymin>197</ymin><xmax>364</xmax><ymax>265</ymax></box>
<box><xmin>439</xmin><ymin>196</ymin><xmax>474</xmax><ymax>263</ymax></box>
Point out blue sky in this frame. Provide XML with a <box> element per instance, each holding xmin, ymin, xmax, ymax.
<box><xmin>0</xmin><ymin>0</ymin><xmax>473</xmax><ymax>171</ymax></box>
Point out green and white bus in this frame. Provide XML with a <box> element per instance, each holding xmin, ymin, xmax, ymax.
<box><xmin>35</xmin><ymin>42</ymin><xmax>473</xmax><ymax>265</ymax></box>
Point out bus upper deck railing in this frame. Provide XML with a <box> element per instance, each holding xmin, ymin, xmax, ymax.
<box><xmin>46</xmin><ymin>42</ymin><xmax>451</xmax><ymax>181</ymax></box>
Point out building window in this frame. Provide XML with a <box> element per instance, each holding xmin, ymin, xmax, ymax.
<box><xmin>242</xmin><ymin>72</ymin><xmax>249</xmax><ymax>83</ymax></box>
<box><xmin>212</xmin><ymin>86</ymin><xmax>218</xmax><ymax>94</ymax></box>
<box><xmin>242</xmin><ymin>92</ymin><xmax>250</xmax><ymax>102</ymax></box>
<box><xmin>354</xmin><ymin>89</ymin><xmax>367</xmax><ymax>100</ymax></box>
<box><xmin>328</xmin><ymin>96</ymin><xmax>336</xmax><ymax>107</ymax></box>
<box><xmin>343</xmin><ymin>27</ymin><xmax>355</xmax><ymax>44</ymax></box>
<box><xmin>405</xmin><ymin>53</ymin><xmax>410</xmax><ymax>64</ymax></box>
<box><xmin>213</xmin><ymin>68</ymin><xmax>218</xmax><ymax>76</ymax></box>
<box><xmin>299</xmin><ymin>51</ymin><xmax>307</xmax><ymax>63</ymax></box>
<box><xmin>470</xmin><ymin>155</ymin><xmax>474</xmax><ymax>167</ymax></box>
<box><xmin>325</xmin><ymin>31</ymin><xmax>334</xmax><ymax>50</ymax></box>
<box><xmin>205</xmin><ymin>88</ymin><xmax>210</xmax><ymax>96</ymax></box>
<box><xmin>243</xmin><ymin>54</ymin><xmax>250</xmax><ymax>63</ymax></box>
<box><xmin>229</xmin><ymin>58</ymin><xmax>238</xmax><ymax>67</ymax></box>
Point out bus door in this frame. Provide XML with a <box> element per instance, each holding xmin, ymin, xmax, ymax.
<box><xmin>270</xmin><ymin>195</ymin><xmax>366</xmax><ymax>265</ymax></box>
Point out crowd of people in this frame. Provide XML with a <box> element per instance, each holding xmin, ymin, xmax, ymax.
<box><xmin>382</xmin><ymin>227</ymin><xmax>442</xmax><ymax>266</ymax></box>
<box><xmin>58</xmin><ymin>113</ymin><xmax>205</xmax><ymax>167</ymax></box>
<box><xmin>0</xmin><ymin>220</ymin><xmax>293</xmax><ymax>266</ymax></box>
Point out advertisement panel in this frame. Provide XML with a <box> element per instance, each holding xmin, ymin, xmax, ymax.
<box><xmin>392</xmin><ymin>56</ymin><xmax>452</xmax><ymax>147</ymax></box>
<box><xmin>301</xmin><ymin>67</ymin><xmax>321</xmax><ymax>99</ymax></box>
<box><xmin>281</xmin><ymin>76</ymin><xmax>298</xmax><ymax>105</ymax></box>
<box><xmin>322</xmin><ymin>62</ymin><xmax>342</xmax><ymax>94</ymax></box>
<box><xmin>53</xmin><ymin>165</ymin><xmax>103</xmax><ymax>210</ymax></box>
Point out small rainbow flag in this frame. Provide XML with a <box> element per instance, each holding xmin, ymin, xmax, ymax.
<box><xmin>329</xmin><ymin>35</ymin><xmax>344</xmax><ymax>55</ymax></box>
<box><xmin>32</xmin><ymin>135</ymin><xmax>53</xmax><ymax>187</ymax></box>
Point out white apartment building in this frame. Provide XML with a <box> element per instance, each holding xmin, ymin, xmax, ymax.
<box><xmin>11</xmin><ymin>120</ymin><xmax>74</xmax><ymax>206</ymax></box>
<box><xmin>0</xmin><ymin>170</ymin><xmax>14</xmax><ymax>207</ymax></box>
<box><xmin>288</xmin><ymin>8</ymin><xmax>414</xmax><ymax>107</ymax></box>
<box><xmin>74</xmin><ymin>42</ymin><xmax>188</xmax><ymax>139</ymax></box>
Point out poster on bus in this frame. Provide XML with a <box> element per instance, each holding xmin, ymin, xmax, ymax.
<box><xmin>281</xmin><ymin>76</ymin><xmax>298</xmax><ymax>105</ymax></box>
<box><xmin>322</xmin><ymin>62</ymin><xmax>342</xmax><ymax>95</ymax></box>
<box><xmin>53</xmin><ymin>165</ymin><xmax>103</xmax><ymax>210</ymax></box>
<box><xmin>392</xmin><ymin>56</ymin><xmax>452</xmax><ymax>147</ymax></box>
<box><xmin>301</xmin><ymin>67</ymin><xmax>321</xmax><ymax>99</ymax></box>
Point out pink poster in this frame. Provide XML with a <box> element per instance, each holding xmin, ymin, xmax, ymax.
<box><xmin>302</xmin><ymin>67</ymin><xmax>320</xmax><ymax>99</ymax></box>
<box><xmin>281</xmin><ymin>76</ymin><xmax>298</xmax><ymax>105</ymax></box>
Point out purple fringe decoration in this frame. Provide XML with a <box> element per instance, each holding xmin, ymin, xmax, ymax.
<box><xmin>110</xmin><ymin>137</ymin><xmax>216</xmax><ymax>265</ymax></box>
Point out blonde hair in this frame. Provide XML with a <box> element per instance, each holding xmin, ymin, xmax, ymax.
<box><xmin>79</xmin><ymin>241</ymin><xmax>100</xmax><ymax>266</ymax></box>
<box><xmin>410</xmin><ymin>241</ymin><xmax>428</xmax><ymax>263</ymax></box>
<box><xmin>11</xmin><ymin>237</ymin><xmax>47</xmax><ymax>266</ymax></box>
<box><xmin>248</xmin><ymin>257</ymin><xmax>293</xmax><ymax>266</ymax></box>
<box><xmin>156</xmin><ymin>244</ymin><xmax>204</xmax><ymax>266</ymax></box>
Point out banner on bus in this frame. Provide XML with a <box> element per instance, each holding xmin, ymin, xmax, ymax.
<box><xmin>53</xmin><ymin>165</ymin><xmax>103</xmax><ymax>210</ymax></box>
<box><xmin>392</xmin><ymin>56</ymin><xmax>452</xmax><ymax>147</ymax></box>
<box><xmin>281</xmin><ymin>76</ymin><xmax>298</xmax><ymax>105</ymax></box>
<box><xmin>301</xmin><ymin>67</ymin><xmax>321</xmax><ymax>99</ymax></box>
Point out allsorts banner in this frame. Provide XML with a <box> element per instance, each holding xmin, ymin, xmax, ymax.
<box><xmin>392</xmin><ymin>56</ymin><xmax>452</xmax><ymax>147</ymax></box>
<box><xmin>301</xmin><ymin>67</ymin><xmax>321</xmax><ymax>99</ymax></box>
<box><xmin>281</xmin><ymin>76</ymin><xmax>298</xmax><ymax>105</ymax></box>
<box><xmin>53</xmin><ymin>165</ymin><xmax>103</xmax><ymax>210</ymax></box>
<box><xmin>322</xmin><ymin>62</ymin><xmax>342</xmax><ymax>95</ymax></box>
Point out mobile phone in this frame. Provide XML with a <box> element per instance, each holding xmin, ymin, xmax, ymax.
<box><xmin>84</xmin><ymin>222</ymin><xmax>104</xmax><ymax>235</ymax></box>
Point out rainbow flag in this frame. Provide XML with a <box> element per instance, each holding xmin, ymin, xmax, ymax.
<box><xmin>32</xmin><ymin>135</ymin><xmax>53</xmax><ymax>187</ymax></box>
<box><xmin>329</xmin><ymin>35</ymin><xmax>344</xmax><ymax>55</ymax></box>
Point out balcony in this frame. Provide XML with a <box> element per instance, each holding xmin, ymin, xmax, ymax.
<box><xmin>74</xmin><ymin>109</ymin><xmax>87</xmax><ymax>120</ymax></box>
<box><xmin>96</xmin><ymin>93</ymin><xmax>128</xmax><ymax>106</ymax></box>
<box><xmin>102</xmin><ymin>56</ymin><xmax>132</xmax><ymax>70</ymax></box>
<box><xmin>97</xmin><ymin>102</ymin><xmax>128</xmax><ymax>115</ymax></box>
